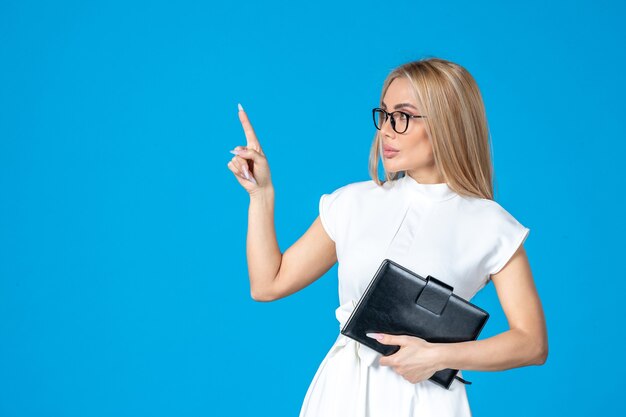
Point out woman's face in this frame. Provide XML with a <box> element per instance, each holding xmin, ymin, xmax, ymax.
<box><xmin>379</xmin><ymin>77</ymin><xmax>443</xmax><ymax>183</ymax></box>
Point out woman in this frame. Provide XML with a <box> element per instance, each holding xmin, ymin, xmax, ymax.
<box><xmin>227</xmin><ymin>57</ymin><xmax>548</xmax><ymax>417</ymax></box>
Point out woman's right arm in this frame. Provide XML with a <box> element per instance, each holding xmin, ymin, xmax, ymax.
<box><xmin>247</xmin><ymin>186</ymin><xmax>337</xmax><ymax>301</ymax></box>
<box><xmin>228</xmin><ymin>104</ymin><xmax>337</xmax><ymax>302</ymax></box>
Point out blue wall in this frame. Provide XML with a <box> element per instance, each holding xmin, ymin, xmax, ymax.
<box><xmin>1</xmin><ymin>0</ymin><xmax>624</xmax><ymax>415</ymax></box>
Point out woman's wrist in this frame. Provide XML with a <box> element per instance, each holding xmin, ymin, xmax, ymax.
<box><xmin>432</xmin><ymin>342</ymin><xmax>452</xmax><ymax>371</ymax></box>
<box><xmin>249</xmin><ymin>185</ymin><xmax>275</xmax><ymax>201</ymax></box>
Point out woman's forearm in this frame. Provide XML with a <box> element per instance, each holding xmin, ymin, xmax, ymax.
<box><xmin>247</xmin><ymin>187</ymin><xmax>282</xmax><ymax>301</ymax></box>
<box><xmin>435</xmin><ymin>328</ymin><xmax>548</xmax><ymax>372</ymax></box>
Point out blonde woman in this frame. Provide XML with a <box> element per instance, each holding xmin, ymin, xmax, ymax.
<box><xmin>227</xmin><ymin>57</ymin><xmax>548</xmax><ymax>417</ymax></box>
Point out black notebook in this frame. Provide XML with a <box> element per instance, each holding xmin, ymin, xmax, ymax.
<box><xmin>340</xmin><ymin>258</ymin><xmax>489</xmax><ymax>389</ymax></box>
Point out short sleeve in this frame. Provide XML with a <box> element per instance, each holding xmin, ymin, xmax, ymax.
<box><xmin>318</xmin><ymin>185</ymin><xmax>350</xmax><ymax>243</ymax></box>
<box><xmin>484</xmin><ymin>206</ymin><xmax>531</xmax><ymax>277</ymax></box>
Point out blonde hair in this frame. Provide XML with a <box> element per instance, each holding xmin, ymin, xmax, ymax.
<box><xmin>368</xmin><ymin>57</ymin><xmax>495</xmax><ymax>200</ymax></box>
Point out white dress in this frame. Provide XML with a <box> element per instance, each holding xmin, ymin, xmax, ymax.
<box><xmin>299</xmin><ymin>174</ymin><xmax>530</xmax><ymax>417</ymax></box>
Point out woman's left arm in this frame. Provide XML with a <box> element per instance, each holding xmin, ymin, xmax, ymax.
<box><xmin>434</xmin><ymin>244</ymin><xmax>548</xmax><ymax>371</ymax></box>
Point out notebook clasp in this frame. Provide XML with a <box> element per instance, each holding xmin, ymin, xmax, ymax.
<box><xmin>415</xmin><ymin>276</ymin><xmax>454</xmax><ymax>315</ymax></box>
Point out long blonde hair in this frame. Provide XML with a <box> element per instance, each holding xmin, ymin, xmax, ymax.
<box><xmin>368</xmin><ymin>57</ymin><xmax>495</xmax><ymax>200</ymax></box>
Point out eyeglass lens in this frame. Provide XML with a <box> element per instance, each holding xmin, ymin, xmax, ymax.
<box><xmin>374</xmin><ymin>109</ymin><xmax>409</xmax><ymax>133</ymax></box>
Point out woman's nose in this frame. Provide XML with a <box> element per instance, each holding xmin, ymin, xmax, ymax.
<box><xmin>380</xmin><ymin>116</ymin><xmax>396</xmax><ymax>138</ymax></box>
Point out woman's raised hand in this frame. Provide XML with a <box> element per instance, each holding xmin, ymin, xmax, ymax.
<box><xmin>227</xmin><ymin>103</ymin><xmax>273</xmax><ymax>195</ymax></box>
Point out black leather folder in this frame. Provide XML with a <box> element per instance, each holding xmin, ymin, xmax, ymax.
<box><xmin>341</xmin><ymin>258</ymin><xmax>490</xmax><ymax>389</ymax></box>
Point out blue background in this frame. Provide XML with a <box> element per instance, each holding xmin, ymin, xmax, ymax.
<box><xmin>1</xmin><ymin>0</ymin><xmax>624</xmax><ymax>415</ymax></box>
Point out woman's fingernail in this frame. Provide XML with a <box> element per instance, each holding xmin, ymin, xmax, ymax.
<box><xmin>238</xmin><ymin>103</ymin><xmax>243</xmax><ymax>112</ymax></box>
<box><xmin>366</xmin><ymin>333</ymin><xmax>383</xmax><ymax>341</ymax></box>
<box><xmin>241</xmin><ymin>165</ymin><xmax>251</xmax><ymax>179</ymax></box>
<box><xmin>230</xmin><ymin>150</ymin><xmax>240</xmax><ymax>155</ymax></box>
<box><xmin>240</xmin><ymin>165</ymin><xmax>256</xmax><ymax>184</ymax></box>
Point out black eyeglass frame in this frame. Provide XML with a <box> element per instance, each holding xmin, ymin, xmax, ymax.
<box><xmin>372</xmin><ymin>107</ymin><xmax>427</xmax><ymax>134</ymax></box>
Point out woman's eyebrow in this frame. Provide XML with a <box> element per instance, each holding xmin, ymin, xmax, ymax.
<box><xmin>381</xmin><ymin>101</ymin><xmax>418</xmax><ymax>110</ymax></box>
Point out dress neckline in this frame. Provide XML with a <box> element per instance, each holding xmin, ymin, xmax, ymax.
<box><xmin>398</xmin><ymin>173</ymin><xmax>458</xmax><ymax>202</ymax></box>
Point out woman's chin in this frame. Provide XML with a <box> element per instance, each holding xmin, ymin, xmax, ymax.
<box><xmin>384</xmin><ymin>161</ymin><xmax>405</xmax><ymax>171</ymax></box>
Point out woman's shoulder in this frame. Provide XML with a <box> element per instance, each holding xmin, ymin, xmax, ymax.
<box><xmin>459</xmin><ymin>194</ymin><xmax>516</xmax><ymax>213</ymax></box>
<box><xmin>318</xmin><ymin>179</ymin><xmax>392</xmax><ymax>243</ymax></box>
<box><xmin>322</xmin><ymin>178</ymin><xmax>397</xmax><ymax>202</ymax></box>
<box><xmin>326</xmin><ymin>177</ymin><xmax>399</xmax><ymax>193</ymax></box>
<box><xmin>453</xmin><ymin>195</ymin><xmax>530</xmax><ymax>277</ymax></box>
<box><xmin>455</xmin><ymin>194</ymin><xmax>527</xmax><ymax>231</ymax></box>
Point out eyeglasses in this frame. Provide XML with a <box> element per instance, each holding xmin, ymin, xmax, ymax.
<box><xmin>372</xmin><ymin>107</ymin><xmax>427</xmax><ymax>134</ymax></box>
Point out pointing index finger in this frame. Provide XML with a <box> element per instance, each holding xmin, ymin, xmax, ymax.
<box><xmin>237</xmin><ymin>103</ymin><xmax>262</xmax><ymax>153</ymax></box>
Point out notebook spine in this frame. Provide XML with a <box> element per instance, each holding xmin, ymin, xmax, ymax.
<box><xmin>341</xmin><ymin>259</ymin><xmax>390</xmax><ymax>333</ymax></box>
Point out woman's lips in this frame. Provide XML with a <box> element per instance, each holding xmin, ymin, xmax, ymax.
<box><xmin>383</xmin><ymin>149</ymin><xmax>399</xmax><ymax>158</ymax></box>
